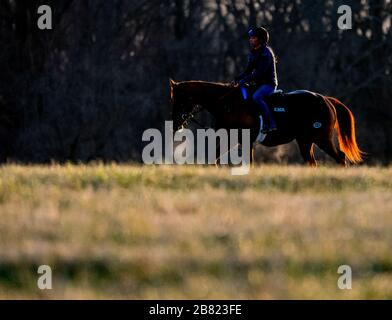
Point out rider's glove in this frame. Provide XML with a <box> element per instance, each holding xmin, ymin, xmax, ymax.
<box><xmin>239</xmin><ymin>79</ymin><xmax>247</xmax><ymax>86</ymax></box>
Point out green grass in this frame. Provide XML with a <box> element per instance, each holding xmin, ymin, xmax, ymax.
<box><xmin>0</xmin><ymin>164</ymin><xmax>391</xmax><ymax>299</ymax></box>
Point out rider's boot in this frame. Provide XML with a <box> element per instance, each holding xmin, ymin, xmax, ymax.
<box><xmin>257</xmin><ymin>100</ymin><xmax>277</xmax><ymax>133</ymax></box>
<box><xmin>264</xmin><ymin>115</ymin><xmax>277</xmax><ymax>133</ymax></box>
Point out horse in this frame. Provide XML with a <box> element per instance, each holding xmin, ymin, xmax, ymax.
<box><xmin>169</xmin><ymin>79</ymin><xmax>364</xmax><ymax>166</ymax></box>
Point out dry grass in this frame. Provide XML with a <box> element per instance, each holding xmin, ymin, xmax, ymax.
<box><xmin>0</xmin><ymin>164</ymin><xmax>391</xmax><ymax>299</ymax></box>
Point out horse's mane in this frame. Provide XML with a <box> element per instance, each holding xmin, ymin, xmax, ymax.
<box><xmin>177</xmin><ymin>80</ymin><xmax>232</xmax><ymax>88</ymax></box>
<box><xmin>171</xmin><ymin>79</ymin><xmax>238</xmax><ymax>106</ymax></box>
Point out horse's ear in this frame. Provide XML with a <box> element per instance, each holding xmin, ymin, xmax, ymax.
<box><xmin>169</xmin><ymin>78</ymin><xmax>177</xmax><ymax>87</ymax></box>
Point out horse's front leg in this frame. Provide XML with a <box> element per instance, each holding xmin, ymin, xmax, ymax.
<box><xmin>251</xmin><ymin>145</ymin><xmax>255</xmax><ymax>166</ymax></box>
<box><xmin>214</xmin><ymin>144</ymin><xmax>232</xmax><ymax>167</ymax></box>
<box><xmin>215</xmin><ymin>145</ymin><xmax>222</xmax><ymax>167</ymax></box>
<box><xmin>215</xmin><ymin>143</ymin><xmax>241</xmax><ymax>167</ymax></box>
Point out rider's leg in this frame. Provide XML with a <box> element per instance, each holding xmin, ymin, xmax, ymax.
<box><xmin>241</xmin><ymin>86</ymin><xmax>248</xmax><ymax>100</ymax></box>
<box><xmin>253</xmin><ymin>85</ymin><xmax>277</xmax><ymax>131</ymax></box>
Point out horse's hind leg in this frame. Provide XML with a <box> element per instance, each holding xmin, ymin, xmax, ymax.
<box><xmin>297</xmin><ymin>139</ymin><xmax>317</xmax><ymax>167</ymax></box>
<box><xmin>315</xmin><ymin>138</ymin><xmax>346</xmax><ymax>166</ymax></box>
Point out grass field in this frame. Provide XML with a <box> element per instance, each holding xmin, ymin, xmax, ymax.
<box><xmin>0</xmin><ymin>164</ymin><xmax>391</xmax><ymax>299</ymax></box>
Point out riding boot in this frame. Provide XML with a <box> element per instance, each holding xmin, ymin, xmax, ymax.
<box><xmin>267</xmin><ymin>114</ymin><xmax>278</xmax><ymax>131</ymax></box>
<box><xmin>258</xmin><ymin>100</ymin><xmax>277</xmax><ymax>133</ymax></box>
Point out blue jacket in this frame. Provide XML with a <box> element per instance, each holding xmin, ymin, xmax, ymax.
<box><xmin>235</xmin><ymin>45</ymin><xmax>278</xmax><ymax>87</ymax></box>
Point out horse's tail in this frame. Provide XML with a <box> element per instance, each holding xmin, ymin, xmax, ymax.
<box><xmin>325</xmin><ymin>96</ymin><xmax>364</xmax><ymax>164</ymax></box>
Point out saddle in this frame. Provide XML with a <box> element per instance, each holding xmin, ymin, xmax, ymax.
<box><xmin>265</xmin><ymin>90</ymin><xmax>286</xmax><ymax>113</ymax></box>
<box><xmin>243</xmin><ymin>85</ymin><xmax>287</xmax><ymax>116</ymax></box>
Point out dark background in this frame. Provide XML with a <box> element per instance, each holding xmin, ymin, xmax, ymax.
<box><xmin>0</xmin><ymin>0</ymin><xmax>391</xmax><ymax>164</ymax></box>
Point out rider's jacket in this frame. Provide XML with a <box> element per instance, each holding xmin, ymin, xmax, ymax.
<box><xmin>235</xmin><ymin>45</ymin><xmax>278</xmax><ymax>88</ymax></box>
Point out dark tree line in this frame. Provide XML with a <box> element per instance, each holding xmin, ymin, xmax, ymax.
<box><xmin>0</xmin><ymin>0</ymin><xmax>391</xmax><ymax>164</ymax></box>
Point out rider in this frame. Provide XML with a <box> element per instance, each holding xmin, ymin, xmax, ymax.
<box><xmin>234</xmin><ymin>26</ymin><xmax>278</xmax><ymax>133</ymax></box>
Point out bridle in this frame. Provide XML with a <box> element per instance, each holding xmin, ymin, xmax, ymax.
<box><xmin>176</xmin><ymin>85</ymin><xmax>239</xmax><ymax>130</ymax></box>
<box><xmin>179</xmin><ymin>103</ymin><xmax>206</xmax><ymax>130</ymax></box>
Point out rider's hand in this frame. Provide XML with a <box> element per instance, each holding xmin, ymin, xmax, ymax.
<box><xmin>239</xmin><ymin>79</ymin><xmax>246</xmax><ymax>86</ymax></box>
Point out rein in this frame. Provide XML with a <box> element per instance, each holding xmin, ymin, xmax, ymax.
<box><xmin>217</xmin><ymin>85</ymin><xmax>239</xmax><ymax>101</ymax></box>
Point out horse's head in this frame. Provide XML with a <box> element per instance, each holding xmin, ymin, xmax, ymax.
<box><xmin>170</xmin><ymin>79</ymin><xmax>199</xmax><ymax>131</ymax></box>
<box><xmin>170</xmin><ymin>79</ymin><xmax>237</xmax><ymax>131</ymax></box>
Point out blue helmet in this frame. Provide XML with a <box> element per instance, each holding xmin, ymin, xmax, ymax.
<box><xmin>248</xmin><ymin>27</ymin><xmax>269</xmax><ymax>45</ymax></box>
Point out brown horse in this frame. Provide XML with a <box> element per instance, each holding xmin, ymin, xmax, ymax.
<box><xmin>170</xmin><ymin>79</ymin><xmax>364</xmax><ymax>166</ymax></box>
